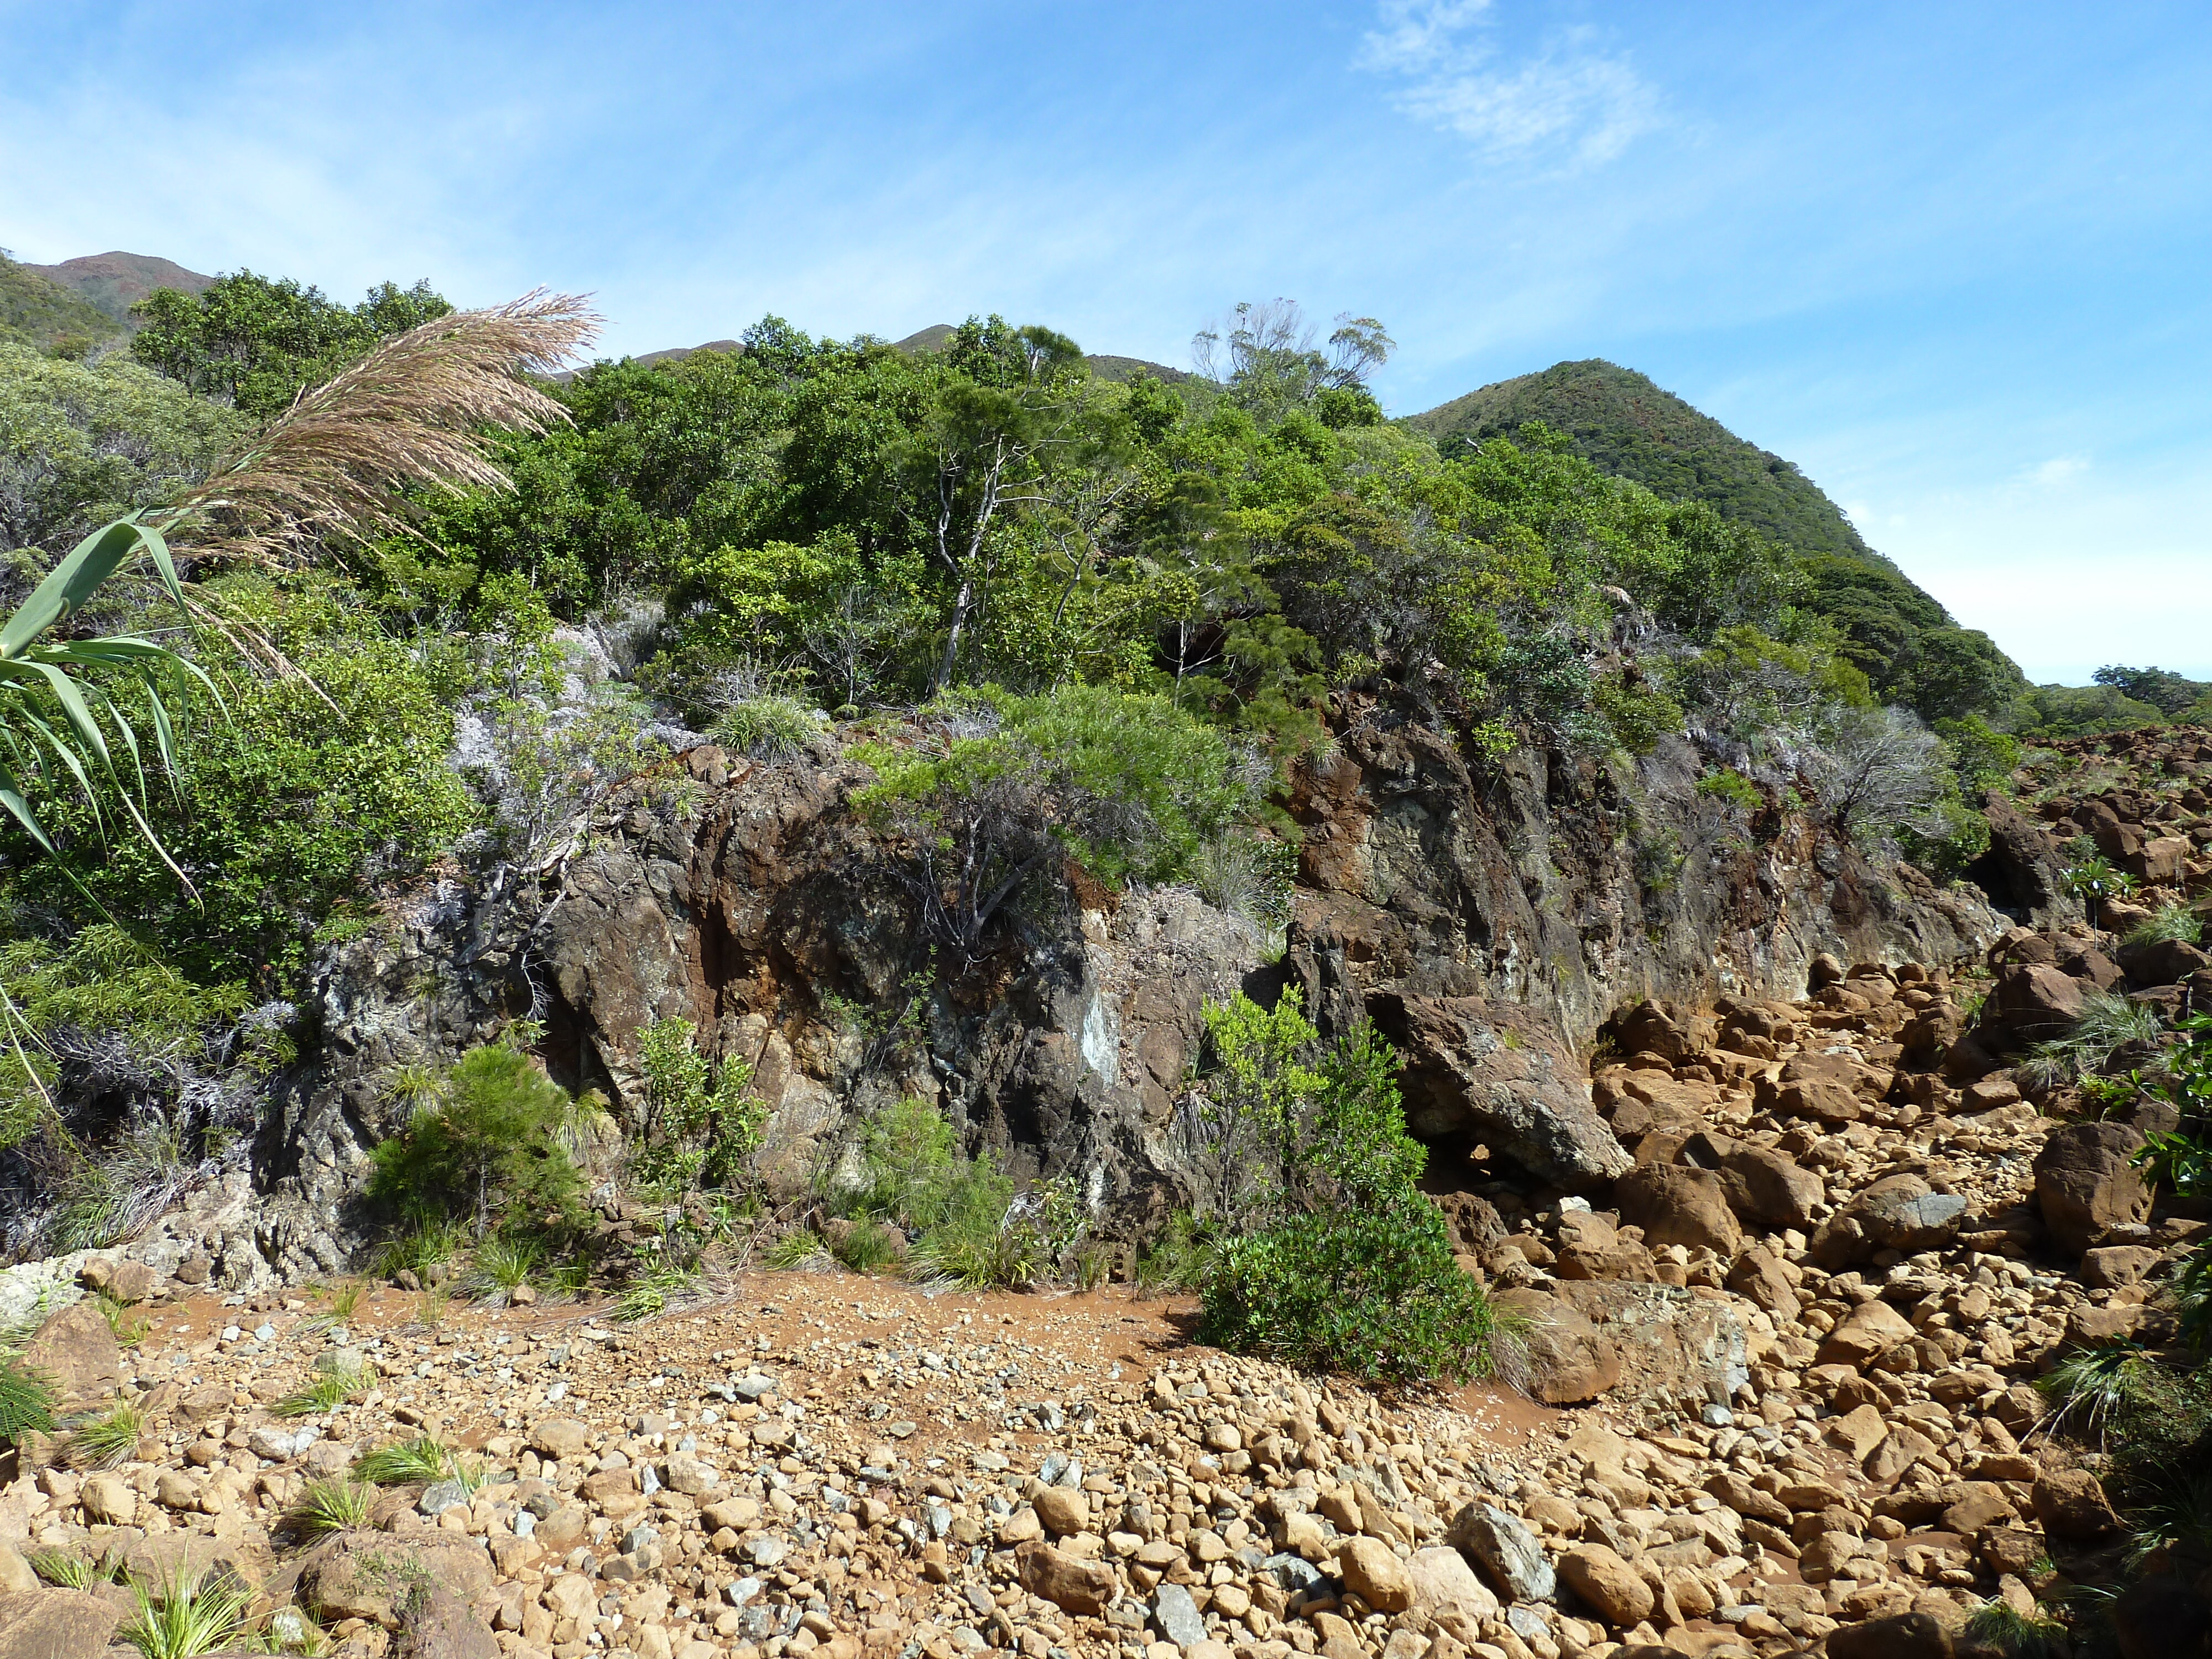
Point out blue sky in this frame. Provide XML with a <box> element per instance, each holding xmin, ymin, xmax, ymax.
<box><xmin>4</xmin><ymin>0</ymin><xmax>2208</xmax><ymax>683</ymax></box>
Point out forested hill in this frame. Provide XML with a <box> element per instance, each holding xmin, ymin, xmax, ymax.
<box><xmin>1406</xmin><ymin>357</ymin><xmax>2028</xmax><ymax>721</ymax></box>
<box><xmin>1406</xmin><ymin>358</ymin><xmax>1879</xmax><ymax>566</ymax></box>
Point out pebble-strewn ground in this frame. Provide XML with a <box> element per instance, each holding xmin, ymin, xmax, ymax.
<box><xmin>0</xmin><ymin>931</ymin><xmax>2198</xmax><ymax>1659</ymax></box>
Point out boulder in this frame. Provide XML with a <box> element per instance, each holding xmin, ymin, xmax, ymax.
<box><xmin>1494</xmin><ymin>1289</ymin><xmax>1621</xmax><ymax>1404</ymax></box>
<box><xmin>1550</xmin><ymin>1280</ymin><xmax>1750</xmax><ymax>1415</ymax></box>
<box><xmin>1815</xmin><ymin>1298</ymin><xmax>1917</xmax><ymax>1369</ymax></box>
<box><xmin>2120</xmin><ymin>936</ymin><xmax>2211</xmax><ymax>989</ymax></box>
<box><xmin>1015</xmin><ymin>1541</ymin><xmax>1115</xmax><ymax>1618</ymax></box>
<box><xmin>527</xmin><ymin>1417</ymin><xmax>592</xmax><ymax>1460</ymax></box>
<box><xmin>1614</xmin><ymin>1162</ymin><xmax>1741</xmax><ymax>1256</ymax></box>
<box><xmin>394</xmin><ymin>1584</ymin><xmax>500</xmax><ymax>1659</ymax></box>
<box><xmin>2110</xmin><ymin>1574</ymin><xmax>2211</xmax><ymax>1659</ymax></box>
<box><xmin>1714</xmin><ymin>1146</ymin><xmax>1822</xmax><ymax>1229</ymax></box>
<box><xmin>1151</xmin><ymin>1584</ymin><xmax>1206</xmax><ymax>1646</ymax></box>
<box><xmin>1338</xmin><ymin>1535</ymin><xmax>1411</xmax><ymax>1613</ymax></box>
<box><xmin>1826</xmin><ymin>1611</ymin><xmax>1955</xmax><ymax>1659</ymax></box>
<box><xmin>1724</xmin><ymin>1246</ymin><xmax>1799</xmax><ymax>1317</ymax></box>
<box><xmin>298</xmin><ymin>1532</ymin><xmax>495</xmax><ymax>1627</ymax></box>
<box><xmin>2032</xmin><ymin>1468</ymin><xmax>2122</xmax><ymax>1541</ymax></box>
<box><xmin>1977</xmin><ymin>796</ymin><xmax>2078</xmax><ymax>926</ymax></box>
<box><xmin>1556</xmin><ymin>1543</ymin><xmax>1652</xmax><ymax>1627</ymax></box>
<box><xmin>2082</xmin><ymin>1245</ymin><xmax>2161</xmax><ymax>1288</ymax></box>
<box><xmin>1987</xmin><ymin>962</ymin><xmax>2086</xmax><ymax>1046</ymax></box>
<box><xmin>1812</xmin><ymin>1175</ymin><xmax>1969</xmax><ymax>1269</ymax></box>
<box><xmin>1373</xmin><ymin>993</ymin><xmax>1631</xmax><ymax>1186</ymax></box>
<box><xmin>1405</xmin><ymin>1546</ymin><xmax>1500</xmax><ymax>1618</ymax></box>
<box><xmin>1448</xmin><ymin>1503</ymin><xmax>1555</xmax><ymax>1603</ymax></box>
<box><xmin>19</xmin><ymin>1302</ymin><xmax>119</xmax><ymax>1407</ymax></box>
<box><xmin>1032</xmin><ymin>1486</ymin><xmax>1088</xmax><ymax>1537</ymax></box>
<box><xmin>0</xmin><ymin>1588</ymin><xmax>123</xmax><ymax>1659</ymax></box>
<box><xmin>2035</xmin><ymin>1121</ymin><xmax>2152</xmax><ymax>1254</ymax></box>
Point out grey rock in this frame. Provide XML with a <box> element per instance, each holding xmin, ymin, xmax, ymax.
<box><xmin>1151</xmin><ymin>1584</ymin><xmax>1207</xmax><ymax>1647</ymax></box>
<box><xmin>419</xmin><ymin>1479</ymin><xmax>471</xmax><ymax>1516</ymax></box>
<box><xmin>1451</xmin><ymin>1502</ymin><xmax>1557</xmax><ymax>1603</ymax></box>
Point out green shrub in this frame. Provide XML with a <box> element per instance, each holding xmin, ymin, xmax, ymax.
<box><xmin>632</xmin><ymin>1016</ymin><xmax>764</xmax><ymax>1199</ymax></box>
<box><xmin>2018</xmin><ymin>990</ymin><xmax>2165</xmax><ymax>1092</ymax></box>
<box><xmin>121</xmin><ymin>1564</ymin><xmax>253</xmax><ymax>1659</ymax></box>
<box><xmin>353</xmin><ymin>1435</ymin><xmax>461</xmax><ymax>1486</ymax></box>
<box><xmin>288</xmin><ymin>1476</ymin><xmax>375</xmax><ymax>1538</ymax></box>
<box><xmin>274</xmin><ymin>1363</ymin><xmax>369</xmax><ymax>1418</ymax></box>
<box><xmin>830</xmin><ymin>1219</ymin><xmax>901</xmax><ymax>1274</ymax></box>
<box><xmin>65</xmin><ymin>1399</ymin><xmax>143</xmax><ymax>1469</ymax></box>
<box><xmin>367</xmin><ymin>1042</ymin><xmax>589</xmax><ymax>1234</ymax></box>
<box><xmin>1192</xmin><ymin>995</ymin><xmax>1509</xmax><ymax>1383</ymax></box>
<box><xmin>2128</xmin><ymin>904</ymin><xmax>2206</xmax><ymax>949</ymax></box>
<box><xmin>0</xmin><ymin>1357</ymin><xmax>58</xmax><ymax>1443</ymax></box>
<box><xmin>1695</xmin><ymin>769</ymin><xmax>1762</xmax><ymax>812</ymax></box>
<box><xmin>711</xmin><ymin>696</ymin><xmax>822</xmax><ymax>763</ymax></box>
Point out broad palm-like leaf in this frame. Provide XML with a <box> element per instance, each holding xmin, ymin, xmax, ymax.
<box><xmin>0</xmin><ymin>515</ymin><xmax>215</xmax><ymax>881</ymax></box>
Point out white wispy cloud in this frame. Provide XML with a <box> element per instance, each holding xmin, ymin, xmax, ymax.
<box><xmin>1359</xmin><ymin>2</ymin><xmax>1658</xmax><ymax>168</ymax></box>
<box><xmin>2031</xmin><ymin>453</ymin><xmax>2091</xmax><ymax>484</ymax></box>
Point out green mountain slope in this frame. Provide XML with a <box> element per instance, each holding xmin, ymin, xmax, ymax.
<box><xmin>1406</xmin><ymin>358</ymin><xmax>2026</xmax><ymax>721</ymax></box>
<box><xmin>28</xmin><ymin>251</ymin><xmax>214</xmax><ymax>326</ymax></box>
<box><xmin>0</xmin><ymin>252</ymin><xmax>127</xmax><ymax>351</ymax></box>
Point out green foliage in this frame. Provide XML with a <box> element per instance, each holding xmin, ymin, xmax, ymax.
<box><xmin>1936</xmin><ymin>713</ymin><xmax>2023</xmax><ymax>796</ymax></box>
<box><xmin>1695</xmin><ymin>768</ymin><xmax>1761</xmax><ymax>811</ymax></box>
<box><xmin>2037</xmin><ymin>1343</ymin><xmax>2154</xmax><ymax>1443</ymax></box>
<box><xmin>122</xmin><ymin>1566</ymin><xmax>254</xmax><ymax>1659</ymax></box>
<box><xmin>288</xmin><ymin>1476</ymin><xmax>375</xmax><ymax>1538</ymax></box>
<box><xmin>632</xmin><ymin>1016</ymin><xmax>763</xmax><ymax>1198</ymax></box>
<box><xmin>1188</xmin><ymin>833</ymin><xmax>1297</xmax><ymax>934</ymax></box>
<box><xmin>0</xmin><ymin>1355</ymin><xmax>58</xmax><ymax>1442</ymax></box>
<box><xmin>274</xmin><ymin>1362</ymin><xmax>369</xmax><ymax>1418</ymax></box>
<box><xmin>1190</xmin><ymin>992</ymin><xmax>1507</xmax><ymax>1383</ymax></box>
<box><xmin>2018</xmin><ymin>989</ymin><xmax>2164</xmax><ymax>1091</ymax></box>
<box><xmin>462</xmin><ymin>1238</ymin><xmax>543</xmax><ymax>1304</ymax></box>
<box><xmin>0</xmin><ymin>254</ymin><xmax>124</xmax><ymax>356</ymax></box>
<box><xmin>2015</xmin><ymin>681</ymin><xmax>2169</xmax><ymax>739</ymax></box>
<box><xmin>2059</xmin><ymin>857</ymin><xmax>2137</xmax><ymax>927</ymax></box>
<box><xmin>2128</xmin><ymin>904</ymin><xmax>2206</xmax><ymax>948</ymax></box>
<box><xmin>711</xmin><ymin>695</ymin><xmax>822</xmax><ymax>763</ymax></box>
<box><xmin>64</xmin><ymin>1398</ymin><xmax>143</xmax><ymax>1469</ymax></box>
<box><xmin>1</xmin><ymin>342</ymin><xmax>248</xmax><ymax>554</ymax></box>
<box><xmin>353</xmin><ymin>1435</ymin><xmax>462</xmax><ymax>1486</ymax></box>
<box><xmin>27</xmin><ymin>1545</ymin><xmax>116</xmax><ymax>1587</ymax></box>
<box><xmin>131</xmin><ymin>272</ymin><xmax>450</xmax><ymax>419</ymax></box>
<box><xmin>2094</xmin><ymin>664</ymin><xmax>2209</xmax><ymax>717</ymax></box>
<box><xmin>367</xmin><ymin>1041</ymin><xmax>589</xmax><ymax>1234</ymax></box>
<box><xmin>1963</xmin><ymin>1599</ymin><xmax>2067</xmax><ymax>1659</ymax></box>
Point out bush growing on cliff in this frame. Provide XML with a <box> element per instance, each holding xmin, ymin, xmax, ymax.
<box><xmin>632</xmin><ymin>1016</ymin><xmax>763</xmax><ymax>1199</ymax></box>
<box><xmin>367</xmin><ymin>1039</ymin><xmax>592</xmax><ymax>1235</ymax></box>
<box><xmin>1191</xmin><ymin>990</ymin><xmax>1507</xmax><ymax>1383</ymax></box>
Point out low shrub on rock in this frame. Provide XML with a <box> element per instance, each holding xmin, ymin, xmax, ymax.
<box><xmin>1192</xmin><ymin>991</ymin><xmax>1507</xmax><ymax>1383</ymax></box>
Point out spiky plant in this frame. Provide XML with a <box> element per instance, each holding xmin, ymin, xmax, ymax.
<box><xmin>121</xmin><ymin>1566</ymin><xmax>253</xmax><ymax>1659</ymax></box>
<box><xmin>2128</xmin><ymin>903</ymin><xmax>2208</xmax><ymax>949</ymax></box>
<box><xmin>93</xmin><ymin>1290</ymin><xmax>149</xmax><ymax>1348</ymax></box>
<box><xmin>462</xmin><ymin>1238</ymin><xmax>541</xmax><ymax>1306</ymax></box>
<box><xmin>27</xmin><ymin>1546</ymin><xmax>114</xmax><ymax>1587</ymax></box>
<box><xmin>352</xmin><ymin>1434</ymin><xmax>457</xmax><ymax>1486</ymax></box>
<box><xmin>65</xmin><ymin>1399</ymin><xmax>143</xmax><ymax>1469</ymax></box>
<box><xmin>285</xmin><ymin>1476</ymin><xmax>375</xmax><ymax>1539</ymax></box>
<box><xmin>1963</xmin><ymin>1599</ymin><xmax>2068</xmax><ymax>1659</ymax></box>
<box><xmin>274</xmin><ymin>1363</ymin><xmax>369</xmax><ymax>1419</ymax></box>
<box><xmin>2037</xmin><ymin>1343</ymin><xmax>2152</xmax><ymax>1444</ymax></box>
<box><xmin>0</xmin><ymin>1356</ymin><xmax>58</xmax><ymax>1442</ymax></box>
<box><xmin>2018</xmin><ymin>990</ymin><xmax>2167</xmax><ymax>1091</ymax></box>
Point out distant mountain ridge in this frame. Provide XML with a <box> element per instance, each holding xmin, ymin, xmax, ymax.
<box><xmin>29</xmin><ymin>251</ymin><xmax>214</xmax><ymax>325</ymax></box>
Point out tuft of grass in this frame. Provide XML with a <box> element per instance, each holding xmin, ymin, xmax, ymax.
<box><xmin>763</xmin><ymin>1230</ymin><xmax>828</xmax><ymax>1271</ymax></box>
<box><xmin>1133</xmin><ymin>1211</ymin><xmax>1215</xmax><ymax>1298</ymax></box>
<box><xmin>65</xmin><ymin>1399</ymin><xmax>144</xmax><ymax>1470</ymax></box>
<box><xmin>2019</xmin><ymin>990</ymin><xmax>2167</xmax><ymax>1091</ymax></box>
<box><xmin>369</xmin><ymin>1215</ymin><xmax>465</xmax><ymax>1284</ymax></box>
<box><xmin>121</xmin><ymin>1567</ymin><xmax>254</xmax><ymax>1659</ymax></box>
<box><xmin>711</xmin><ymin>695</ymin><xmax>821</xmax><ymax>764</ymax></box>
<box><xmin>0</xmin><ymin>1356</ymin><xmax>59</xmax><ymax>1442</ymax></box>
<box><xmin>2037</xmin><ymin>1343</ymin><xmax>2152</xmax><ymax>1444</ymax></box>
<box><xmin>614</xmin><ymin>1265</ymin><xmax>698</xmax><ymax>1323</ymax></box>
<box><xmin>28</xmin><ymin>1546</ymin><xmax>118</xmax><ymax>1587</ymax></box>
<box><xmin>1963</xmin><ymin>1598</ymin><xmax>2068</xmax><ymax>1659</ymax></box>
<box><xmin>286</xmin><ymin>1476</ymin><xmax>376</xmax><ymax>1539</ymax></box>
<box><xmin>274</xmin><ymin>1363</ymin><xmax>370</xmax><ymax>1418</ymax></box>
<box><xmin>830</xmin><ymin>1220</ymin><xmax>900</xmax><ymax>1275</ymax></box>
<box><xmin>92</xmin><ymin>1290</ymin><xmax>151</xmax><ymax>1348</ymax></box>
<box><xmin>462</xmin><ymin>1237</ymin><xmax>541</xmax><ymax>1305</ymax></box>
<box><xmin>352</xmin><ymin>1434</ymin><xmax>458</xmax><ymax>1486</ymax></box>
<box><xmin>2127</xmin><ymin>903</ymin><xmax>2207</xmax><ymax>949</ymax></box>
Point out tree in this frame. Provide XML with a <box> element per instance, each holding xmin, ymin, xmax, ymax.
<box><xmin>1192</xmin><ymin>300</ymin><xmax>1394</xmax><ymax>427</ymax></box>
<box><xmin>132</xmin><ymin>272</ymin><xmax>451</xmax><ymax>418</ymax></box>
<box><xmin>2095</xmin><ymin>664</ymin><xmax>2206</xmax><ymax>717</ymax></box>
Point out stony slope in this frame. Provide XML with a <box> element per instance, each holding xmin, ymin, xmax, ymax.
<box><xmin>2</xmin><ymin>905</ymin><xmax>2202</xmax><ymax>1659</ymax></box>
<box><xmin>25</xmin><ymin>251</ymin><xmax>215</xmax><ymax>325</ymax></box>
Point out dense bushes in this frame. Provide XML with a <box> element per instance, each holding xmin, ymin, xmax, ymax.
<box><xmin>367</xmin><ymin>1040</ymin><xmax>595</xmax><ymax>1235</ymax></box>
<box><xmin>1188</xmin><ymin>990</ymin><xmax>1508</xmax><ymax>1383</ymax></box>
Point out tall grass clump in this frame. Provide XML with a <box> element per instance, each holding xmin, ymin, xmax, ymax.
<box><xmin>120</xmin><ymin>1566</ymin><xmax>253</xmax><ymax>1659</ymax></box>
<box><xmin>2018</xmin><ymin>989</ymin><xmax>2166</xmax><ymax>1091</ymax></box>
<box><xmin>2127</xmin><ymin>903</ymin><xmax>2207</xmax><ymax>950</ymax></box>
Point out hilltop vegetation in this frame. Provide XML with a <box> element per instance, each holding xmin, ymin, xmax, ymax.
<box><xmin>0</xmin><ymin>250</ymin><xmax>125</xmax><ymax>357</ymax></box>
<box><xmin>1406</xmin><ymin>358</ymin><xmax>2028</xmax><ymax>723</ymax></box>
